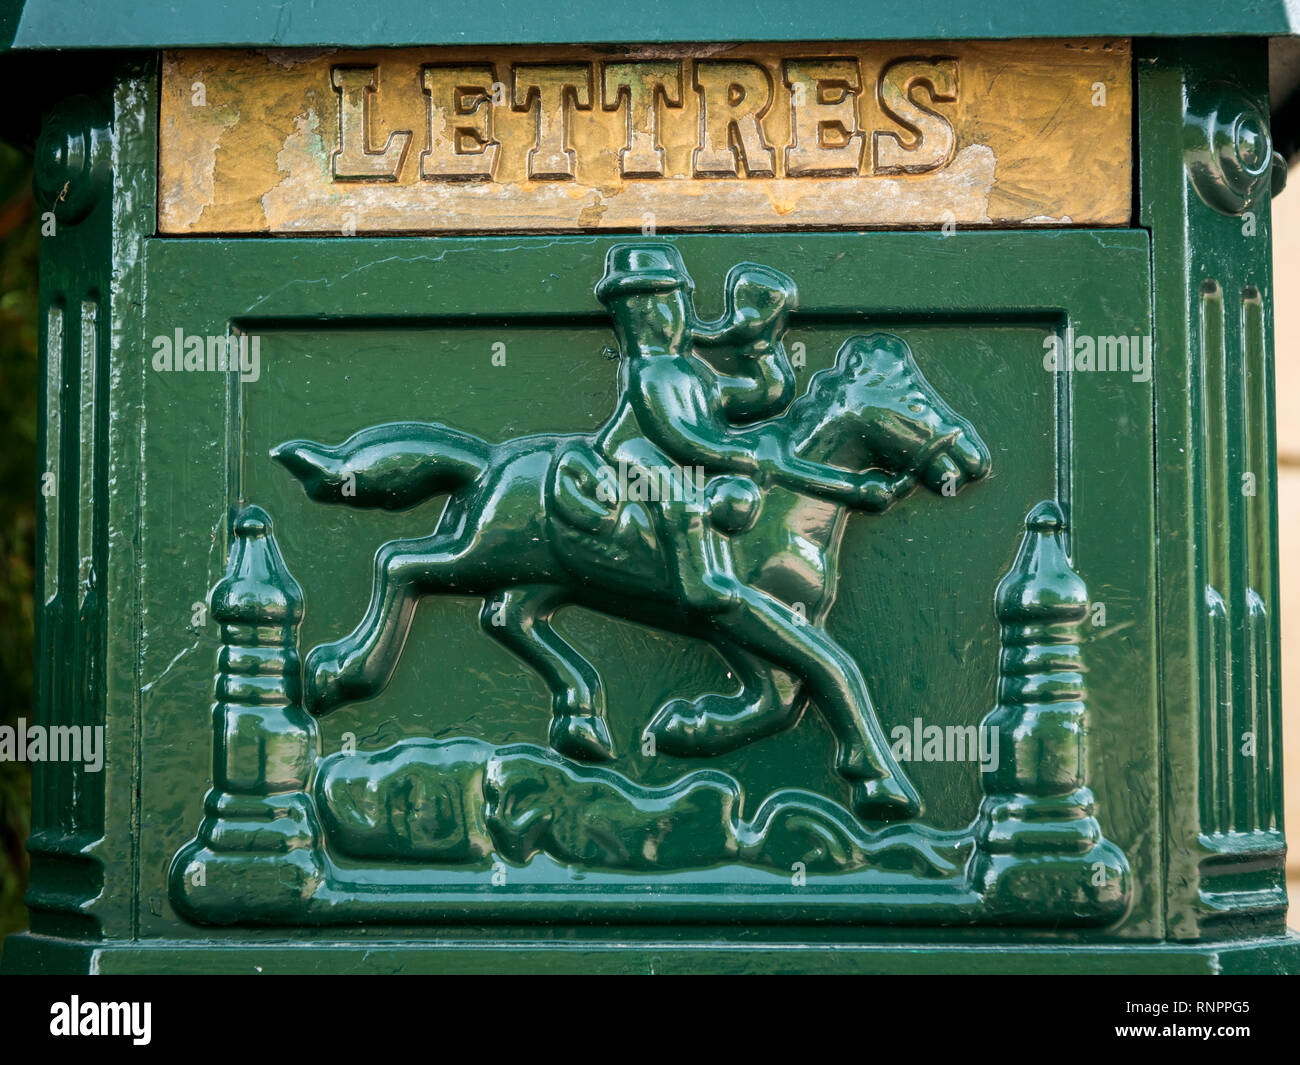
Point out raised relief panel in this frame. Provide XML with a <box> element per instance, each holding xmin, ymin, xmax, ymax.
<box><xmin>146</xmin><ymin>236</ymin><xmax>1157</xmax><ymax>931</ymax></box>
<box><xmin>157</xmin><ymin>40</ymin><xmax>1131</xmax><ymax>234</ymax></box>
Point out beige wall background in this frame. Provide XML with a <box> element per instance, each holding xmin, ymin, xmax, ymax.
<box><xmin>1273</xmin><ymin>188</ymin><xmax>1299</xmax><ymax>922</ymax></box>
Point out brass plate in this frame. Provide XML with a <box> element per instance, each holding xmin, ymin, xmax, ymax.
<box><xmin>159</xmin><ymin>40</ymin><xmax>1131</xmax><ymax>234</ymax></box>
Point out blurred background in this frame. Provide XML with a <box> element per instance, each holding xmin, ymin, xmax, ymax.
<box><xmin>0</xmin><ymin>142</ymin><xmax>37</xmax><ymax>946</ymax></box>
<box><xmin>0</xmin><ymin>149</ymin><xmax>1294</xmax><ymax>943</ymax></box>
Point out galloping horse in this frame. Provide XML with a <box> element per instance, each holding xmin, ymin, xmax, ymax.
<box><xmin>273</xmin><ymin>332</ymin><xmax>990</xmax><ymax>822</ymax></box>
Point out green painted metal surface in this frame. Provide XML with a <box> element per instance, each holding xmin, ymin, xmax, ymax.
<box><xmin>6</xmin><ymin>933</ymin><xmax>1300</xmax><ymax>975</ymax></box>
<box><xmin>126</xmin><ymin>229</ymin><xmax>1156</xmax><ymax>935</ymax></box>
<box><xmin>0</xmin><ymin>1</ymin><xmax>1298</xmax><ymax>50</ymax></box>
<box><xmin>1139</xmin><ymin>38</ymin><xmax>1290</xmax><ymax>942</ymax></box>
<box><xmin>1</xmin><ymin>35</ymin><xmax>1298</xmax><ymax>973</ymax></box>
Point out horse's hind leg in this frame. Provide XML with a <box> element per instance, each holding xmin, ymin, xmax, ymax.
<box><xmin>646</xmin><ymin>641</ymin><xmax>804</xmax><ymax>756</ymax></box>
<box><xmin>303</xmin><ymin>532</ymin><xmax>480</xmax><ymax>716</ymax></box>
<box><xmin>479</xmin><ymin>585</ymin><xmax>614</xmax><ymax>762</ymax></box>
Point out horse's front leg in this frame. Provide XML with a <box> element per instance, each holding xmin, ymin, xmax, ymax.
<box><xmin>646</xmin><ymin>640</ymin><xmax>804</xmax><ymax>756</ymax></box>
<box><xmin>303</xmin><ymin>532</ymin><xmax>475</xmax><ymax>716</ymax></box>
<box><xmin>705</xmin><ymin>589</ymin><xmax>922</xmax><ymax>822</ymax></box>
<box><xmin>478</xmin><ymin>585</ymin><xmax>613</xmax><ymax>762</ymax></box>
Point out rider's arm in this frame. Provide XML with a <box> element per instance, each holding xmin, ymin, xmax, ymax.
<box><xmin>706</xmin><ymin>350</ymin><xmax>796</xmax><ymax>422</ymax></box>
<box><xmin>630</xmin><ymin>360</ymin><xmax>907</xmax><ymax>509</ymax></box>
<box><xmin>768</xmin><ymin>450</ymin><xmax>868</xmax><ymax>503</ymax></box>
<box><xmin>761</xmin><ymin>439</ymin><xmax>914</xmax><ymax>509</ymax></box>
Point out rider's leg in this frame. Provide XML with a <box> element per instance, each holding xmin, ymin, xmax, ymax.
<box><xmin>646</xmin><ymin>641</ymin><xmax>803</xmax><ymax>755</ymax></box>
<box><xmin>478</xmin><ymin>584</ymin><xmax>614</xmax><ymax>762</ymax></box>
<box><xmin>659</xmin><ymin>497</ymin><xmax>740</xmax><ymax>611</ymax></box>
<box><xmin>705</xmin><ymin>587</ymin><xmax>921</xmax><ymax>820</ymax></box>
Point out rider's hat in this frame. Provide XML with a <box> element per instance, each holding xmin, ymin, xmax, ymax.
<box><xmin>596</xmin><ymin>244</ymin><xmax>694</xmax><ymax>305</ymax></box>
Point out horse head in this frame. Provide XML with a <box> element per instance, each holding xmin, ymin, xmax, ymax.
<box><xmin>793</xmin><ymin>332</ymin><xmax>991</xmax><ymax>497</ymax></box>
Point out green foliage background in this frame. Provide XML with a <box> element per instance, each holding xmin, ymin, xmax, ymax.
<box><xmin>0</xmin><ymin>141</ymin><xmax>36</xmax><ymax>950</ymax></box>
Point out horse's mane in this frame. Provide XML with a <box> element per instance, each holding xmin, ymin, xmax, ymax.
<box><xmin>788</xmin><ymin>349</ymin><xmax>851</xmax><ymax>419</ymax></box>
<box><xmin>787</xmin><ymin>335</ymin><xmax>924</xmax><ymax>420</ymax></box>
<box><xmin>787</xmin><ymin>338</ymin><xmax>871</xmax><ymax>423</ymax></box>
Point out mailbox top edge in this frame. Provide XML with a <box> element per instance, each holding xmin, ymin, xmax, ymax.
<box><xmin>0</xmin><ymin>0</ymin><xmax>1297</xmax><ymax>53</ymax></box>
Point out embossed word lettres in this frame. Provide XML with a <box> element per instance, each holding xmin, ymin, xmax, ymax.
<box><xmin>159</xmin><ymin>41</ymin><xmax>1131</xmax><ymax>233</ymax></box>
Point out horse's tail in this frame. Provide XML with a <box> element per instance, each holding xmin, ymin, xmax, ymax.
<box><xmin>272</xmin><ymin>422</ymin><xmax>493</xmax><ymax>510</ymax></box>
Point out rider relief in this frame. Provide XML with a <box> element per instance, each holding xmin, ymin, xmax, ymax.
<box><xmin>169</xmin><ymin>245</ymin><xmax>1132</xmax><ymax>926</ymax></box>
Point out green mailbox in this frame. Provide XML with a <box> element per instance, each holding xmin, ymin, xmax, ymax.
<box><xmin>2</xmin><ymin>2</ymin><xmax>1299</xmax><ymax>973</ymax></box>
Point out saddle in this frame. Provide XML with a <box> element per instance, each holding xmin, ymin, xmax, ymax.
<box><xmin>547</xmin><ymin>441</ymin><xmax>666</xmax><ymax>591</ymax></box>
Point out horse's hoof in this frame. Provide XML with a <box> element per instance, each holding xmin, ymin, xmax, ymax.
<box><xmin>851</xmin><ymin>777</ymin><xmax>923</xmax><ymax>822</ymax></box>
<box><xmin>550</xmin><ymin>714</ymin><xmax>616</xmax><ymax>763</ymax></box>
<box><xmin>645</xmin><ymin>699</ymin><xmax>705</xmax><ymax>755</ymax></box>
<box><xmin>836</xmin><ymin>743</ymin><xmax>875</xmax><ymax>779</ymax></box>
<box><xmin>303</xmin><ymin>646</ymin><xmax>345</xmax><ymax>717</ymax></box>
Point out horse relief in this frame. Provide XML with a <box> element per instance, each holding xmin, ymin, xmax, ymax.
<box><xmin>272</xmin><ymin>244</ymin><xmax>992</xmax><ymax>823</ymax></box>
